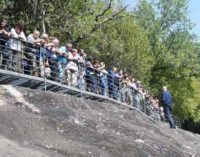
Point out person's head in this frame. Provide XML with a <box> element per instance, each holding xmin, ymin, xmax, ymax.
<box><xmin>78</xmin><ymin>48</ymin><xmax>84</xmax><ymax>55</ymax></box>
<box><xmin>132</xmin><ymin>77</ymin><xmax>135</xmax><ymax>82</ymax></box>
<box><xmin>123</xmin><ymin>73</ymin><xmax>128</xmax><ymax>78</ymax></box>
<box><xmin>155</xmin><ymin>97</ymin><xmax>159</xmax><ymax>101</ymax></box>
<box><xmin>163</xmin><ymin>86</ymin><xmax>167</xmax><ymax>91</ymax></box>
<box><xmin>78</xmin><ymin>48</ymin><xmax>87</xmax><ymax>58</ymax></box>
<box><xmin>42</xmin><ymin>33</ymin><xmax>49</xmax><ymax>42</ymax></box>
<box><xmin>86</xmin><ymin>58</ymin><xmax>93</xmax><ymax>67</ymax></box>
<box><xmin>93</xmin><ymin>59</ymin><xmax>100</xmax><ymax>68</ymax></box>
<box><xmin>42</xmin><ymin>33</ymin><xmax>48</xmax><ymax>39</ymax></box>
<box><xmin>71</xmin><ymin>49</ymin><xmax>78</xmax><ymax>56</ymax></box>
<box><xmin>118</xmin><ymin>70</ymin><xmax>123</xmax><ymax>75</ymax></box>
<box><xmin>66</xmin><ymin>43</ymin><xmax>72</xmax><ymax>51</ymax></box>
<box><xmin>33</xmin><ymin>30</ymin><xmax>40</xmax><ymax>39</ymax></box>
<box><xmin>52</xmin><ymin>39</ymin><xmax>59</xmax><ymax>47</ymax></box>
<box><xmin>0</xmin><ymin>19</ymin><xmax>8</xmax><ymax>28</ymax></box>
<box><xmin>15</xmin><ymin>23</ymin><xmax>24</xmax><ymax>34</ymax></box>
<box><xmin>112</xmin><ymin>66</ymin><xmax>117</xmax><ymax>72</ymax></box>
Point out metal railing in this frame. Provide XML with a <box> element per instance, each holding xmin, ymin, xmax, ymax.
<box><xmin>0</xmin><ymin>34</ymin><xmax>181</xmax><ymax>127</ymax></box>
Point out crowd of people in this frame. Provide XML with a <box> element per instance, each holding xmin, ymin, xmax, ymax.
<box><xmin>0</xmin><ymin>18</ymin><xmax>166</xmax><ymax>121</ymax></box>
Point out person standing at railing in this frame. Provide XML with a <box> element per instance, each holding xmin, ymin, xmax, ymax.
<box><xmin>129</xmin><ymin>77</ymin><xmax>138</xmax><ymax>107</ymax></box>
<box><xmin>107</xmin><ymin>66</ymin><xmax>118</xmax><ymax>99</ymax></box>
<box><xmin>85</xmin><ymin>58</ymin><xmax>95</xmax><ymax>92</ymax></box>
<box><xmin>120</xmin><ymin>74</ymin><xmax>133</xmax><ymax>105</ymax></box>
<box><xmin>89</xmin><ymin>59</ymin><xmax>101</xmax><ymax>93</ymax></box>
<box><xmin>9</xmin><ymin>23</ymin><xmax>27</xmax><ymax>72</ymax></box>
<box><xmin>42</xmin><ymin>34</ymin><xmax>49</xmax><ymax>46</ymax></box>
<box><xmin>97</xmin><ymin>62</ymin><xmax>108</xmax><ymax>96</ymax></box>
<box><xmin>39</xmin><ymin>33</ymin><xmax>52</xmax><ymax>78</ymax></box>
<box><xmin>162</xmin><ymin>86</ymin><xmax>176</xmax><ymax>129</ymax></box>
<box><xmin>0</xmin><ymin>18</ymin><xmax>10</xmax><ymax>69</ymax></box>
<box><xmin>26</xmin><ymin>30</ymin><xmax>44</xmax><ymax>75</ymax></box>
<box><xmin>134</xmin><ymin>87</ymin><xmax>143</xmax><ymax>110</ymax></box>
<box><xmin>65</xmin><ymin>49</ymin><xmax>80</xmax><ymax>87</ymax></box>
<box><xmin>99</xmin><ymin>62</ymin><xmax>108</xmax><ymax>96</ymax></box>
<box><xmin>47</xmin><ymin>39</ymin><xmax>63</xmax><ymax>81</ymax></box>
<box><xmin>115</xmin><ymin>70</ymin><xmax>124</xmax><ymax>100</ymax></box>
<box><xmin>77</xmin><ymin>49</ymin><xmax>87</xmax><ymax>90</ymax></box>
<box><xmin>129</xmin><ymin>78</ymin><xmax>138</xmax><ymax>91</ymax></box>
<box><xmin>58</xmin><ymin>43</ymin><xmax>73</xmax><ymax>82</ymax></box>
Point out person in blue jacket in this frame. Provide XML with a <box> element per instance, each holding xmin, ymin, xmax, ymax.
<box><xmin>162</xmin><ymin>86</ymin><xmax>176</xmax><ymax>129</ymax></box>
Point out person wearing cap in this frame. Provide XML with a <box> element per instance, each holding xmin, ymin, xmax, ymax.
<box><xmin>162</xmin><ymin>86</ymin><xmax>176</xmax><ymax>129</ymax></box>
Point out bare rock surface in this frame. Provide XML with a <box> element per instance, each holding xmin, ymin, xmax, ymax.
<box><xmin>0</xmin><ymin>85</ymin><xmax>200</xmax><ymax>157</ymax></box>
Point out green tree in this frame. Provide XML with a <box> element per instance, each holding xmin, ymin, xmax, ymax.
<box><xmin>134</xmin><ymin>0</ymin><xmax>200</xmax><ymax>122</ymax></box>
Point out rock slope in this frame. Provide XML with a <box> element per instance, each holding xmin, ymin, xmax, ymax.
<box><xmin>0</xmin><ymin>85</ymin><xmax>199</xmax><ymax>157</ymax></box>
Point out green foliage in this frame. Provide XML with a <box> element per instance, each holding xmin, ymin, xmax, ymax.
<box><xmin>134</xmin><ymin>0</ymin><xmax>200</xmax><ymax>122</ymax></box>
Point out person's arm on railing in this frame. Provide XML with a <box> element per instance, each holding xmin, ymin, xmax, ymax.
<box><xmin>68</xmin><ymin>53</ymin><xmax>79</xmax><ymax>62</ymax></box>
<box><xmin>28</xmin><ymin>37</ymin><xmax>44</xmax><ymax>45</ymax></box>
<box><xmin>0</xmin><ymin>29</ymin><xmax>10</xmax><ymax>37</ymax></box>
<box><xmin>10</xmin><ymin>28</ymin><xmax>26</xmax><ymax>41</ymax></box>
<box><xmin>54</xmin><ymin>48</ymin><xmax>63</xmax><ymax>56</ymax></box>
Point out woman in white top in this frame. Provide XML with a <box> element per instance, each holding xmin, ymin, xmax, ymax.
<box><xmin>65</xmin><ymin>49</ymin><xmax>80</xmax><ymax>87</ymax></box>
<box><xmin>10</xmin><ymin>23</ymin><xmax>26</xmax><ymax>50</ymax></box>
<box><xmin>9</xmin><ymin>23</ymin><xmax>26</xmax><ymax>71</ymax></box>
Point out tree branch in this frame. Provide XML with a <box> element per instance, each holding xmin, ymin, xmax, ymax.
<box><xmin>92</xmin><ymin>5</ymin><xmax>128</xmax><ymax>33</ymax></box>
<box><xmin>73</xmin><ymin>5</ymin><xmax>128</xmax><ymax>45</ymax></box>
<box><xmin>95</xmin><ymin>0</ymin><xmax>112</xmax><ymax>22</ymax></box>
<box><xmin>88</xmin><ymin>1</ymin><xmax>94</xmax><ymax>15</ymax></box>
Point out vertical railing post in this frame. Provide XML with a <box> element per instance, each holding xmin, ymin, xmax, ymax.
<box><xmin>79</xmin><ymin>62</ymin><xmax>83</xmax><ymax>97</ymax></box>
<box><xmin>41</xmin><ymin>46</ymin><xmax>47</xmax><ymax>91</ymax></box>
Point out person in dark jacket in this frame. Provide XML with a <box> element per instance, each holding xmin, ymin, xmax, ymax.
<box><xmin>162</xmin><ymin>86</ymin><xmax>176</xmax><ymax>129</ymax></box>
<box><xmin>107</xmin><ymin>67</ymin><xmax>117</xmax><ymax>99</ymax></box>
<box><xmin>0</xmin><ymin>18</ymin><xmax>10</xmax><ymax>69</ymax></box>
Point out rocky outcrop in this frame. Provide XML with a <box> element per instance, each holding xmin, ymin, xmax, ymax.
<box><xmin>0</xmin><ymin>85</ymin><xmax>199</xmax><ymax>157</ymax></box>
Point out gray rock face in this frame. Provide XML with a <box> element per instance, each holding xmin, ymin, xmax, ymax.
<box><xmin>0</xmin><ymin>85</ymin><xmax>200</xmax><ymax>157</ymax></box>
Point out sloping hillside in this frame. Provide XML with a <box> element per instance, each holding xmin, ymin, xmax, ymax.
<box><xmin>0</xmin><ymin>85</ymin><xmax>199</xmax><ymax>157</ymax></box>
